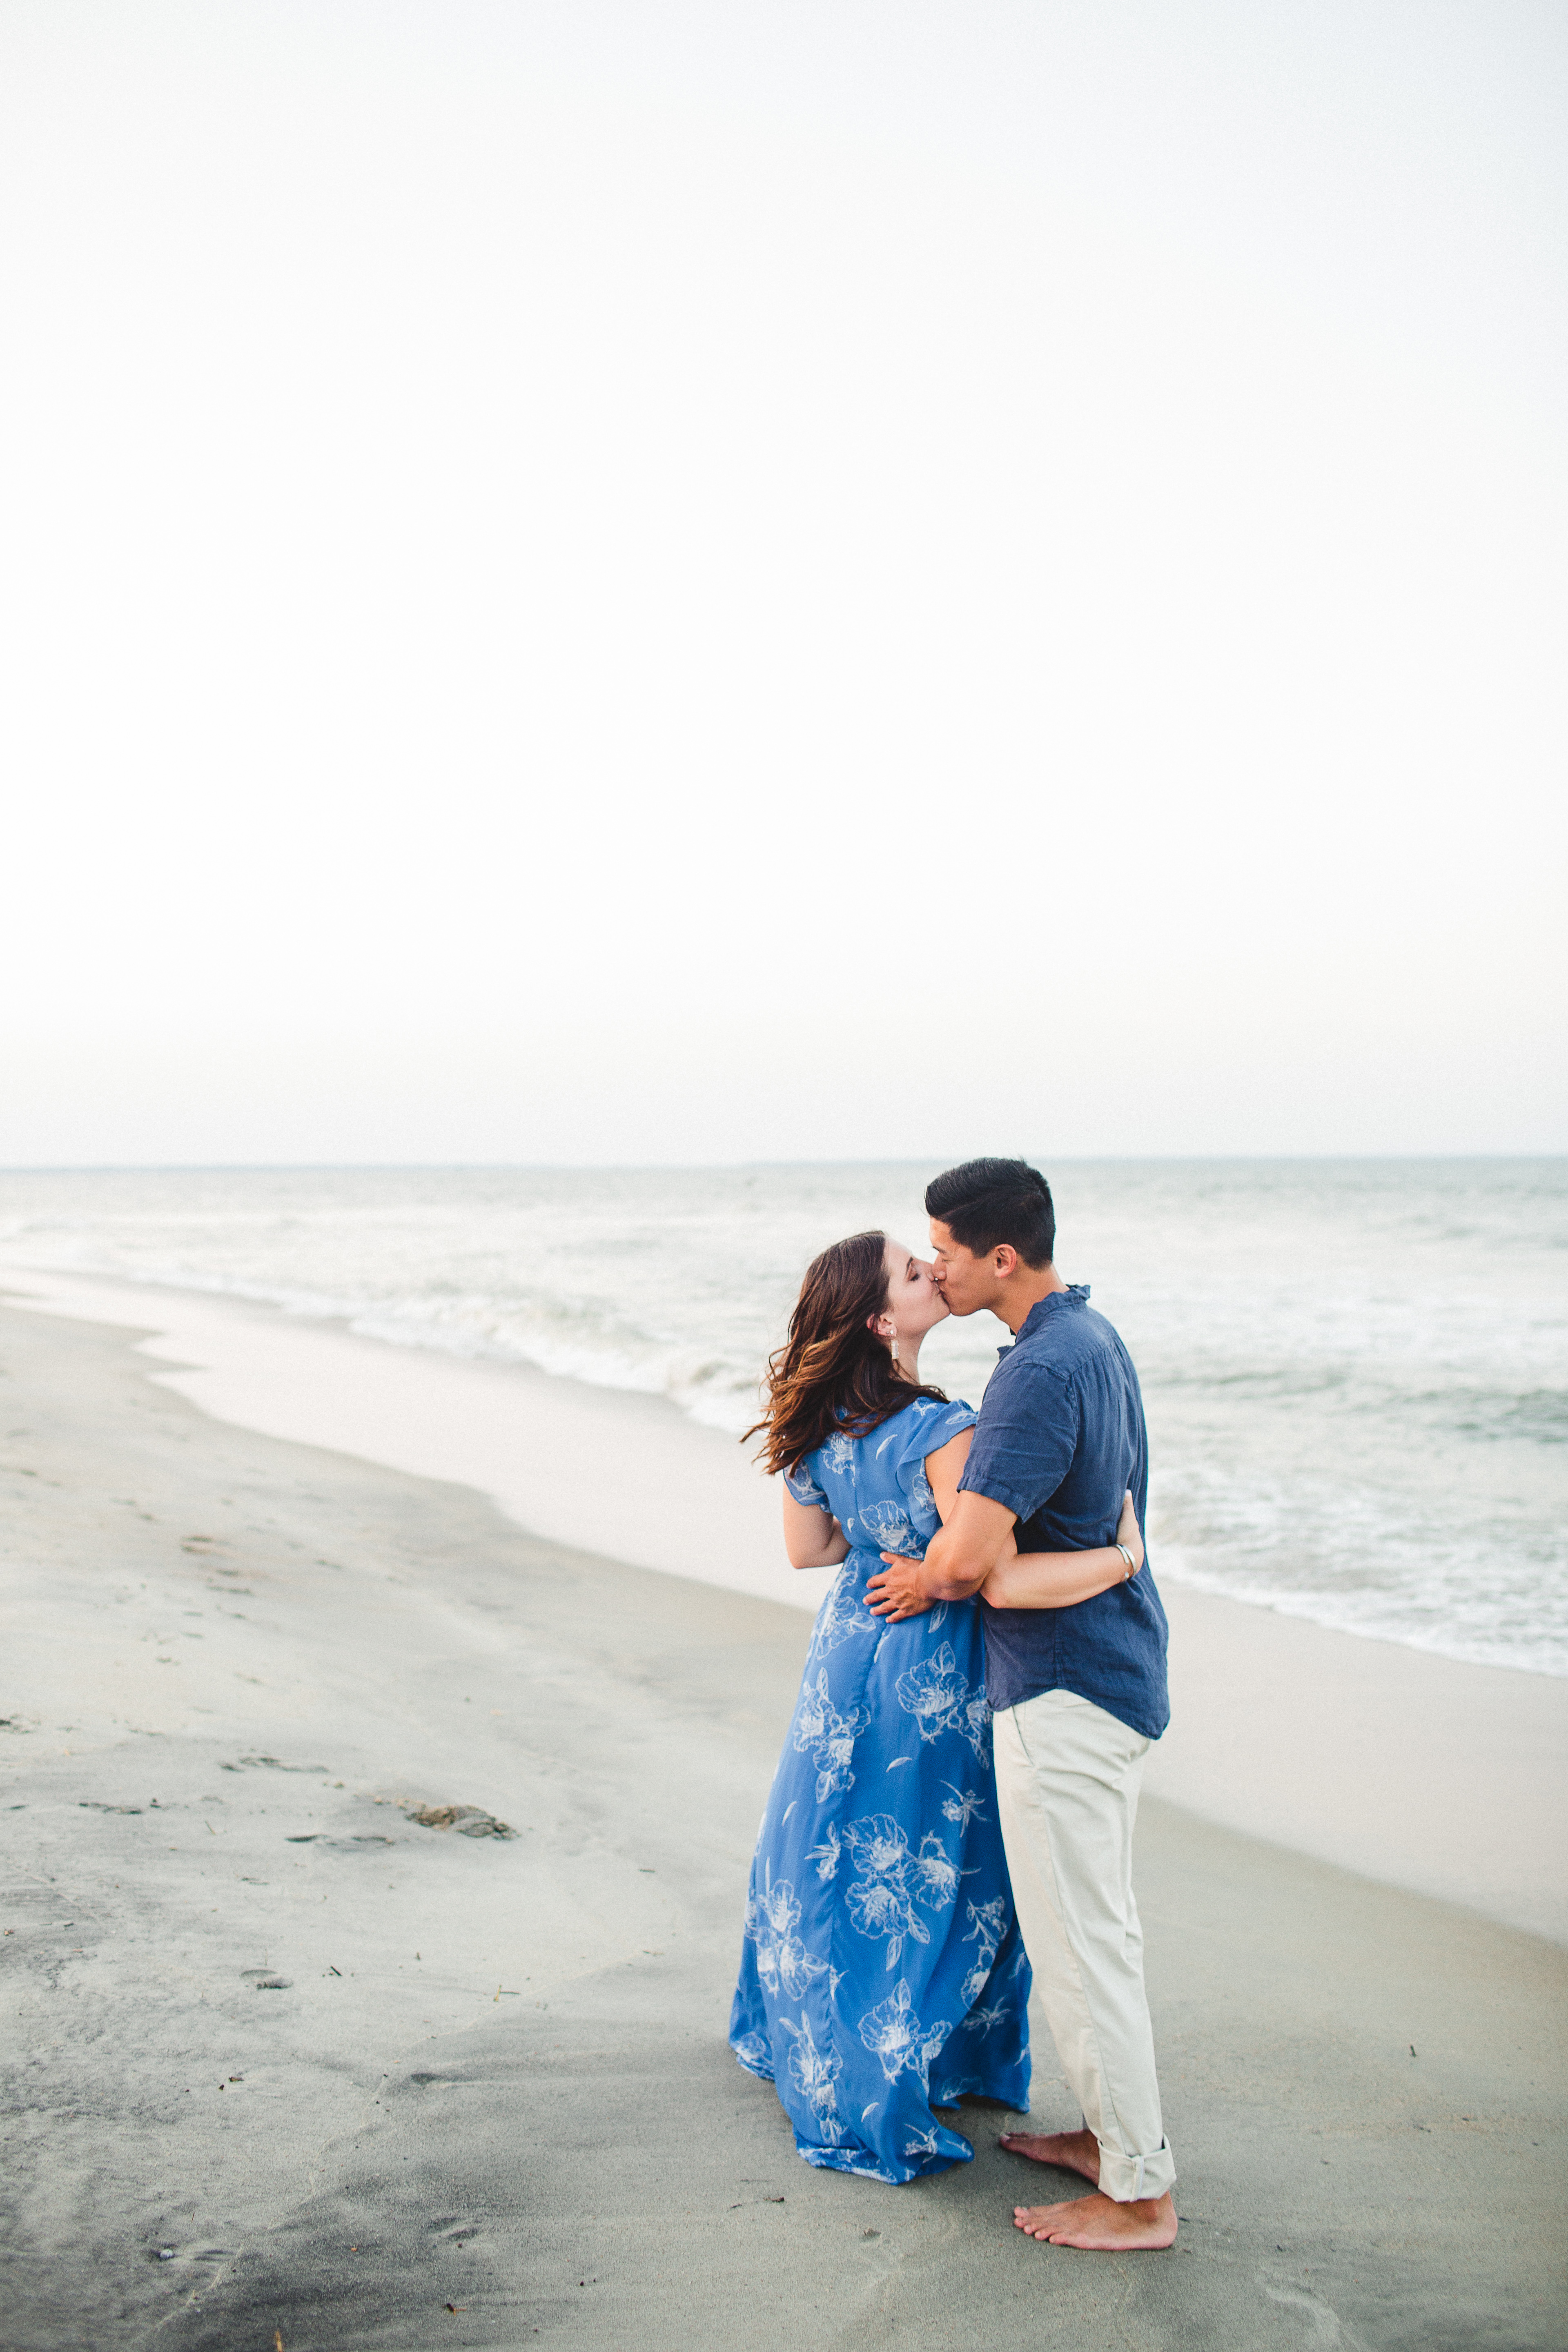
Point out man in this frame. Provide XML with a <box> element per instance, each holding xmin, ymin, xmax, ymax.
<box><xmin>865</xmin><ymin>1157</ymin><xmax>1176</xmax><ymax>2252</ymax></box>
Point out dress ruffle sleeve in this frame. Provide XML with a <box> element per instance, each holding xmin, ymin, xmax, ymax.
<box><xmin>783</xmin><ymin>1460</ymin><xmax>831</xmax><ymax>1509</ymax></box>
<box><xmin>897</xmin><ymin>1396</ymin><xmax>978</xmax><ymax>1470</ymax></box>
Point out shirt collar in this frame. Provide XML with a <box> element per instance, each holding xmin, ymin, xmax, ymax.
<box><xmin>1007</xmin><ymin>1283</ymin><xmax>1090</xmax><ymax>1350</ymax></box>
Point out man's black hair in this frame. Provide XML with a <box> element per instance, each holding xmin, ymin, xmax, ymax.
<box><xmin>924</xmin><ymin>1157</ymin><xmax>1056</xmax><ymax>1269</ymax></box>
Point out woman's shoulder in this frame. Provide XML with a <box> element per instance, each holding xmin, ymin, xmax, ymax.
<box><xmin>784</xmin><ymin>1425</ymin><xmax>856</xmax><ymax>1500</ymax></box>
<box><xmin>787</xmin><ymin>1396</ymin><xmax>975</xmax><ymax>1491</ymax></box>
<box><xmin>880</xmin><ymin>1392</ymin><xmax>978</xmax><ymax>1458</ymax></box>
<box><xmin>908</xmin><ymin>1391</ymin><xmax>976</xmax><ymax>1424</ymax></box>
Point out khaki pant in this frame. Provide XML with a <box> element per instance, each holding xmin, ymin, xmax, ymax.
<box><xmin>992</xmin><ymin>1687</ymin><xmax>1176</xmax><ymax>2202</ymax></box>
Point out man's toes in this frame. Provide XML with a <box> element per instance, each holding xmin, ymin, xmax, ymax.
<box><xmin>1014</xmin><ymin>2203</ymin><xmax>1064</xmax><ymax>2237</ymax></box>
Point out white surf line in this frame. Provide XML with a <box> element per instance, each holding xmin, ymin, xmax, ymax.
<box><xmin>0</xmin><ymin>1265</ymin><xmax>836</xmax><ymax>1617</ymax></box>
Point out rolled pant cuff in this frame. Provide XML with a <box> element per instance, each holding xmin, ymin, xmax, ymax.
<box><xmin>1096</xmin><ymin>2138</ymin><xmax>1176</xmax><ymax>2203</ymax></box>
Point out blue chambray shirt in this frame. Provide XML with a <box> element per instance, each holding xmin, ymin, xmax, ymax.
<box><xmin>958</xmin><ymin>1284</ymin><xmax>1170</xmax><ymax>1740</ymax></box>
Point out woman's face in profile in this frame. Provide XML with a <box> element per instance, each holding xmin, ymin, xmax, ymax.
<box><xmin>882</xmin><ymin>1239</ymin><xmax>949</xmax><ymax>1343</ymax></box>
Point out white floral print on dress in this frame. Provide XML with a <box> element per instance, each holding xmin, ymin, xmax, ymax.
<box><xmin>744</xmin><ymin>1871</ymin><xmax>830</xmax><ymax>2000</ymax></box>
<box><xmin>842</xmin><ymin>1813</ymin><xmax>964</xmax><ymax>1968</ymax></box>
<box><xmin>895</xmin><ymin>1643</ymin><xmax>973</xmax><ymax>1742</ymax></box>
<box><xmin>845</xmin><ymin>1861</ymin><xmax>930</xmax><ymax>1972</ymax></box>
<box><xmin>907</xmin><ymin>1464</ymin><xmax>936</xmax><ymax>1519</ymax></box>
<box><xmin>959</xmin><ymin>1894</ymin><xmax>1008</xmax><ymax>2006</ymax></box>
<box><xmin>909</xmin><ymin>1831</ymin><xmax>965</xmax><ymax>1909</ymax></box>
<box><xmin>808</xmin><ymin>1566</ymin><xmax>880</xmax><ymax>1662</ymax></box>
<box><xmin>805</xmin><ymin>1822</ymin><xmax>842</xmax><ymax>1882</ymax></box>
<box><xmin>793</xmin><ymin>1668</ymin><xmax>872</xmax><ymax>1802</ymax></box>
<box><xmin>858</xmin><ymin>1979</ymin><xmax>952</xmax><ymax>2088</ymax></box>
<box><xmin>940</xmin><ymin>1782</ymin><xmax>987</xmax><ymax>1828</ymax></box>
<box><xmin>856</xmin><ymin>1498</ymin><xmax>919</xmax><ymax>1557</ymax></box>
<box><xmin>780</xmin><ymin>2013</ymin><xmax>845</xmax><ymax>2144</ymax></box>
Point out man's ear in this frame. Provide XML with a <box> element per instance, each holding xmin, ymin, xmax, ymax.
<box><xmin>993</xmin><ymin>1245</ymin><xmax>1018</xmax><ymax>1278</ymax></box>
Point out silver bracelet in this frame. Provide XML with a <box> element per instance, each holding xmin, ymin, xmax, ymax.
<box><xmin>1115</xmin><ymin>1542</ymin><xmax>1137</xmax><ymax>1578</ymax></box>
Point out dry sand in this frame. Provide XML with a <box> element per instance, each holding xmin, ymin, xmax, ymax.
<box><xmin>2</xmin><ymin>1298</ymin><xmax>1566</xmax><ymax>2350</ymax></box>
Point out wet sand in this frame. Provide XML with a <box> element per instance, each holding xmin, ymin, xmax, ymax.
<box><xmin>9</xmin><ymin>1266</ymin><xmax>1568</xmax><ymax>1944</ymax></box>
<box><xmin>2</xmin><ymin>1301</ymin><xmax>1566</xmax><ymax>2349</ymax></box>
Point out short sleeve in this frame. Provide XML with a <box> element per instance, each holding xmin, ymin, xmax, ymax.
<box><xmin>959</xmin><ymin>1361</ymin><xmax>1078</xmax><ymax>1523</ymax></box>
<box><xmin>783</xmin><ymin>1459</ymin><xmax>830</xmax><ymax>1510</ymax></box>
<box><xmin>900</xmin><ymin>1396</ymin><xmax>978</xmax><ymax>1467</ymax></box>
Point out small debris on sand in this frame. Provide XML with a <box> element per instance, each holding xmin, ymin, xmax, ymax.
<box><xmin>405</xmin><ymin>1803</ymin><xmax>516</xmax><ymax>1839</ymax></box>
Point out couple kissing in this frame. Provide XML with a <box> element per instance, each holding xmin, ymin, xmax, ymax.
<box><xmin>729</xmin><ymin>1156</ymin><xmax>1176</xmax><ymax>2252</ymax></box>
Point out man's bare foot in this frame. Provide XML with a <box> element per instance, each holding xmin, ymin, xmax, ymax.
<box><xmin>997</xmin><ymin>2126</ymin><xmax>1100</xmax><ymax>2185</ymax></box>
<box><xmin>1013</xmin><ymin>2189</ymin><xmax>1177</xmax><ymax>2251</ymax></box>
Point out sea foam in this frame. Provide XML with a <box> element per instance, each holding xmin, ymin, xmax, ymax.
<box><xmin>2</xmin><ymin>1158</ymin><xmax>1563</xmax><ymax>1675</ymax></box>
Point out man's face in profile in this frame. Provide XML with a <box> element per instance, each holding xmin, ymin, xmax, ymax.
<box><xmin>928</xmin><ymin>1218</ymin><xmax>996</xmax><ymax>1318</ymax></box>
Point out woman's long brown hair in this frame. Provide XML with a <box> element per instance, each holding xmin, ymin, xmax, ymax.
<box><xmin>745</xmin><ymin>1229</ymin><xmax>948</xmax><ymax>1478</ymax></box>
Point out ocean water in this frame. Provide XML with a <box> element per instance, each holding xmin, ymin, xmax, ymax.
<box><xmin>1</xmin><ymin>1160</ymin><xmax>1564</xmax><ymax>1677</ymax></box>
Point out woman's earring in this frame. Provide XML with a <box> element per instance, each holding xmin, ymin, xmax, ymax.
<box><xmin>886</xmin><ymin>1321</ymin><xmax>900</xmax><ymax>1374</ymax></box>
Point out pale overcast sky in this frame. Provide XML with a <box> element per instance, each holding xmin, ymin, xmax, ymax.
<box><xmin>2</xmin><ymin>0</ymin><xmax>1564</xmax><ymax>1164</ymax></box>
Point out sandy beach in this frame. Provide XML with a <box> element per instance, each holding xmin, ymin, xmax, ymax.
<box><xmin>3</xmin><ymin>1291</ymin><xmax>1566</xmax><ymax>2349</ymax></box>
<box><xmin>7</xmin><ymin>0</ymin><xmax>1564</xmax><ymax>2335</ymax></box>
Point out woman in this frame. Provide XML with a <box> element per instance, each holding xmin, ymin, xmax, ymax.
<box><xmin>729</xmin><ymin>1228</ymin><xmax>1143</xmax><ymax>2184</ymax></box>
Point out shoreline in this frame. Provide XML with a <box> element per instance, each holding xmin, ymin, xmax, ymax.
<box><xmin>5</xmin><ymin>1264</ymin><xmax>1568</xmax><ymax>1944</ymax></box>
<box><xmin>2</xmin><ymin>1296</ymin><xmax>1564</xmax><ymax>2349</ymax></box>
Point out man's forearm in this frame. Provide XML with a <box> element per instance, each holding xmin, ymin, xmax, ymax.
<box><xmin>919</xmin><ymin>1525</ymin><xmax>993</xmax><ymax>1602</ymax></box>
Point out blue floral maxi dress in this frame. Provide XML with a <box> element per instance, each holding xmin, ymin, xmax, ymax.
<box><xmin>729</xmin><ymin>1396</ymin><xmax>1032</xmax><ymax>2183</ymax></box>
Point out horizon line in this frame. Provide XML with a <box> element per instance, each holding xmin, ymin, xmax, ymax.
<box><xmin>1</xmin><ymin>1152</ymin><xmax>1564</xmax><ymax>1176</ymax></box>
